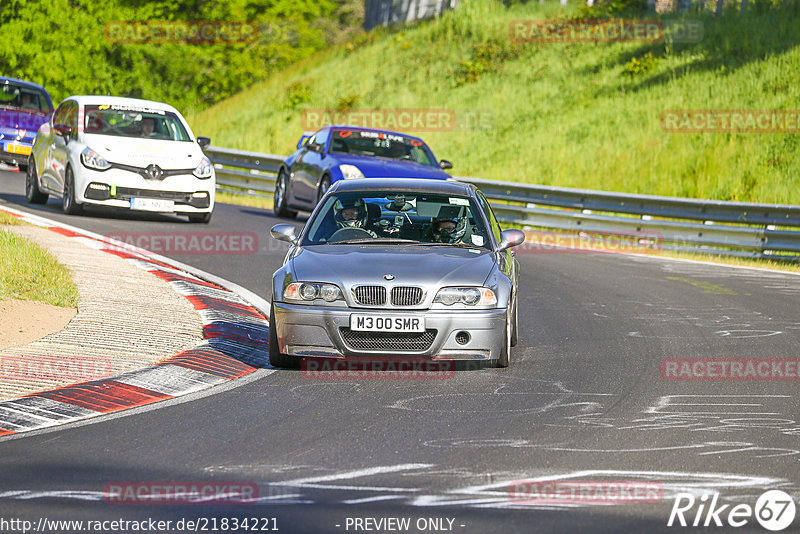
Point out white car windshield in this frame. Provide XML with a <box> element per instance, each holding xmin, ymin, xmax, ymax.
<box><xmin>84</xmin><ymin>104</ymin><xmax>191</xmax><ymax>141</ymax></box>
<box><xmin>304</xmin><ymin>192</ymin><xmax>491</xmax><ymax>249</ymax></box>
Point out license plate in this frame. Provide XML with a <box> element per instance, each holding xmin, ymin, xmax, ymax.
<box><xmin>5</xmin><ymin>143</ymin><xmax>31</xmax><ymax>155</ymax></box>
<box><xmin>130</xmin><ymin>198</ymin><xmax>174</xmax><ymax>212</ymax></box>
<box><xmin>350</xmin><ymin>314</ymin><xmax>425</xmax><ymax>333</ymax></box>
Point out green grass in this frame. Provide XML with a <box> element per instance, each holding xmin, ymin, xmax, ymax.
<box><xmin>190</xmin><ymin>0</ymin><xmax>800</xmax><ymax>205</ymax></box>
<box><xmin>216</xmin><ymin>190</ymin><xmax>273</xmax><ymax>209</ymax></box>
<box><xmin>0</xmin><ymin>212</ymin><xmax>23</xmax><ymax>226</ymax></box>
<box><xmin>0</xmin><ymin>231</ymin><xmax>79</xmax><ymax>308</ymax></box>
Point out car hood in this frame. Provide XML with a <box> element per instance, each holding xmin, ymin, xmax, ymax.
<box><xmin>292</xmin><ymin>245</ymin><xmax>495</xmax><ymax>289</ymax></box>
<box><xmin>334</xmin><ymin>154</ymin><xmax>450</xmax><ymax>179</ymax></box>
<box><xmin>83</xmin><ymin>134</ymin><xmax>204</xmax><ymax>170</ymax></box>
<box><xmin>0</xmin><ymin>108</ymin><xmax>49</xmax><ymax>134</ymax></box>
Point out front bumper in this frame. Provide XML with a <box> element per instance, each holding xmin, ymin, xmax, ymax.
<box><xmin>76</xmin><ymin>167</ymin><xmax>214</xmax><ymax>213</ymax></box>
<box><xmin>273</xmin><ymin>302</ymin><xmax>506</xmax><ymax>361</ymax></box>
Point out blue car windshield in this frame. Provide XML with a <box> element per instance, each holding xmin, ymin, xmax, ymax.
<box><xmin>303</xmin><ymin>191</ymin><xmax>491</xmax><ymax>249</ymax></box>
<box><xmin>0</xmin><ymin>84</ymin><xmax>51</xmax><ymax>114</ymax></box>
<box><xmin>84</xmin><ymin>105</ymin><xmax>191</xmax><ymax>141</ymax></box>
<box><xmin>328</xmin><ymin>129</ymin><xmax>437</xmax><ymax>166</ymax></box>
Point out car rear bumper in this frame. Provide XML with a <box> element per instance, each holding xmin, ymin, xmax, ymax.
<box><xmin>273</xmin><ymin>301</ymin><xmax>506</xmax><ymax>361</ymax></box>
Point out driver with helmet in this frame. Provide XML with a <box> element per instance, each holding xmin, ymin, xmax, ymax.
<box><xmin>428</xmin><ymin>215</ymin><xmax>467</xmax><ymax>244</ymax></box>
<box><xmin>332</xmin><ymin>198</ymin><xmax>377</xmax><ymax>237</ymax></box>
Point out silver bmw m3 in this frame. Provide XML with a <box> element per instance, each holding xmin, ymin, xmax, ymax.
<box><xmin>268</xmin><ymin>178</ymin><xmax>525</xmax><ymax>369</ymax></box>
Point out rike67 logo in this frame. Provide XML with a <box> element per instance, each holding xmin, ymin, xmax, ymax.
<box><xmin>668</xmin><ymin>490</ymin><xmax>796</xmax><ymax>531</ymax></box>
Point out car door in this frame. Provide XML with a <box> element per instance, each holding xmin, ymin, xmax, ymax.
<box><xmin>39</xmin><ymin>101</ymin><xmax>67</xmax><ymax>191</ymax></box>
<box><xmin>50</xmin><ymin>100</ymin><xmax>77</xmax><ymax>194</ymax></box>
<box><xmin>291</xmin><ymin>128</ymin><xmax>328</xmax><ymax>208</ymax></box>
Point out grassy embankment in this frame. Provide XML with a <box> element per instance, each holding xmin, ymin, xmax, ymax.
<box><xmin>0</xmin><ymin>213</ymin><xmax>79</xmax><ymax>307</ymax></box>
<box><xmin>190</xmin><ymin>0</ymin><xmax>800</xmax><ymax>205</ymax></box>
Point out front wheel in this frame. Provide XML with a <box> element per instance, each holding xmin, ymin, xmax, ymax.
<box><xmin>62</xmin><ymin>167</ymin><xmax>82</xmax><ymax>215</ymax></box>
<box><xmin>496</xmin><ymin>311</ymin><xmax>512</xmax><ymax>368</ymax></box>
<box><xmin>188</xmin><ymin>212</ymin><xmax>212</xmax><ymax>224</ymax></box>
<box><xmin>25</xmin><ymin>158</ymin><xmax>48</xmax><ymax>204</ymax></box>
<box><xmin>269</xmin><ymin>302</ymin><xmax>300</xmax><ymax>369</ymax></box>
<box><xmin>273</xmin><ymin>168</ymin><xmax>297</xmax><ymax>218</ymax></box>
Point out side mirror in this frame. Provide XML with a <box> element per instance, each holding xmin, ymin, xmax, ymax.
<box><xmin>270</xmin><ymin>224</ymin><xmax>298</xmax><ymax>244</ymax></box>
<box><xmin>439</xmin><ymin>159</ymin><xmax>453</xmax><ymax>170</ymax></box>
<box><xmin>498</xmin><ymin>229</ymin><xmax>525</xmax><ymax>251</ymax></box>
<box><xmin>297</xmin><ymin>134</ymin><xmax>312</xmax><ymax>150</ymax></box>
<box><xmin>53</xmin><ymin>123</ymin><xmax>72</xmax><ymax>142</ymax></box>
<box><xmin>307</xmin><ymin>142</ymin><xmax>323</xmax><ymax>153</ymax></box>
<box><xmin>197</xmin><ymin>136</ymin><xmax>211</xmax><ymax>150</ymax></box>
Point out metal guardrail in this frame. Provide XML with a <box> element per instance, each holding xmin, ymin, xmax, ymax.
<box><xmin>205</xmin><ymin>145</ymin><xmax>800</xmax><ymax>259</ymax></box>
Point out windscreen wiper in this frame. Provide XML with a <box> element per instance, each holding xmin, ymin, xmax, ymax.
<box><xmin>327</xmin><ymin>238</ymin><xmax>419</xmax><ymax>245</ymax></box>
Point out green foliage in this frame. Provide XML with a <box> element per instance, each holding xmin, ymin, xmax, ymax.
<box><xmin>285</xmin><ymin>82</ymin><xmax>312</xmax><ymax>110</ymax></box>
<box><xmin>454</xmin><ymin>39</ymin><xmax>520</xmax><ymax>86</ymax></box>
<box><xmin>622</xmin><ymin>52</ymin><xmax>659</xmax><ymax>76</ymax></box>
<box><xmin>577</xmin><ymin>0</ymin><xmax>648</xmax><ymax>19</ymax></box>
<box><xmin>0</xmin><ymin>0</ymin><xmax>361</xmax><ymax>114</ymax></box>
<box><xmin>192</xmin><ymin>0</ymin><xmax>800</xmax><ymax>205</ymax></box>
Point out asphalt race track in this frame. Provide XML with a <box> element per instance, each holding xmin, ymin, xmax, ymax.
<box><xmin>1</xmin><ymin>169</ymin><xmax>798</xmax><ymax>533</ymax></box>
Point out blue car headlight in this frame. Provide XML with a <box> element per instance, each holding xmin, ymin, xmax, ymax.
<box><xmin>339</xmin><ymin>164</ymin><xmax>364</xmax><ymax>180</ymax></box>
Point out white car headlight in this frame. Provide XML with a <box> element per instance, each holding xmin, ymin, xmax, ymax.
<box><xmin>284</xmin><ymin>282</ymin><xmax>343</xmax><ymax>303</ymax></box>
<box><xmin>339</xmin><ymin>164</ymin><xmax>364</xmax><ymax>180</ymax></box>
<box><xmin>80</xmin><ymin>147</ymin><xmax>111</xmax><ymax>171</ymax></box>
<box><xmin>434</xmin><ymin>287</ymin><xmax>497</xmax><ymax>306</ymax></box>
<box><xmin>193</xmin><ymin>156</ymin><xmax>213</xmax><ymax>179</ymax></box>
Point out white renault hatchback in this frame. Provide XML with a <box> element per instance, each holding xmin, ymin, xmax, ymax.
<box><xmin>25</xmin><ymin>96</ymin><xmax>215</xmax><ymax>223</ymax></box>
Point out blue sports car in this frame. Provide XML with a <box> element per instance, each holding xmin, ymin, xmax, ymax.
<box><xmin>274</xmin><ymin>125</ymin><xmax>452</xmax><ymax>218</ymax></box>
<box><xmin>0</xmin><ymin>77</ymin><xmax>54</xmax><ymax>173</ymax></box>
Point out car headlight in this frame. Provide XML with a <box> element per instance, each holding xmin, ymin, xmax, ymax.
<box><xmin>339</xmin><ymin>164</ymin><xmax>364</xmax><ymax>180</ymax></box>
<box><xmin>433</xmin><ymin>287</ymin><xmax>497</xmax><ymax>306</ymax></box>
<box><xmin>80</xmin><ymin>147</ymin><xmax>111</xmax><ymax>171</ymax></box>
<box><xmin>193</xmin><ymin>156</ymin><xmax>213</xmax><ymax>179</ymax></box>
<box><xmin>284</xmin><ymin>282</ymin><xmax>343</xmax><ymax>303</ymax></box>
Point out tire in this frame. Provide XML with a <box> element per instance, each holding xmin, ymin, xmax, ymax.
<box><xmin>510</xmin><ymin>295</ymin><xmax>518</xmax><ymax>347</ymax></box>
<box><xmin>316</xmin><ymin>175</ymin><xmax>331</xmax><ymax>206</ymax></box>
<box><xmin>25</xmin><ymin>158</ymin><xmax>48</xmax><ymax>204</ymax></box>
<box><xmin>496</xmin><ymin>311</ymin><xmax>512</xmax><ymax>368</ymax></box>
<box><xmin>62</xmin><ymin>166</ymin><xmax>82</xmax><ymax>215</ymax></box>
<box><xmin>273</xmin><ymin>168</ymin><xmax>297</xmax><ymax>218</ymax></box>
<box><xmin>188</xmin><ymin>212</ymin><xmax>212</xmax><ymax>224</ymax></box>
<box><xmin>269</xmin><ymin>302</ymin><xmax>300</xmax><ymax>369</ymax></box>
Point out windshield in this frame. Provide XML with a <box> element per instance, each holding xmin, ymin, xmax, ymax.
<box><xmin>83</xmin><ymin>104</ymin><xmax>191</xmax><ymax>141</ymax></box>
<box><xmin>303</xmin><ymin>191</ymin><xmax>490</xmax><ymax>249</ymax></box>
<box><xmin>0</xmin><ymin>83</ymin><xmax>51</xmax><ymax>114</ymax></box>
<box><xmin>328</xmin><ymin>129</ymin><xmax>437</xmax><ymax>166</ymax></box>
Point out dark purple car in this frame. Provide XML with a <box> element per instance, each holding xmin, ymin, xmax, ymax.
<box><xmin>0</xmin><ymin>77</ymin><xmax>54</xmax><ymax>172</ymax></box>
